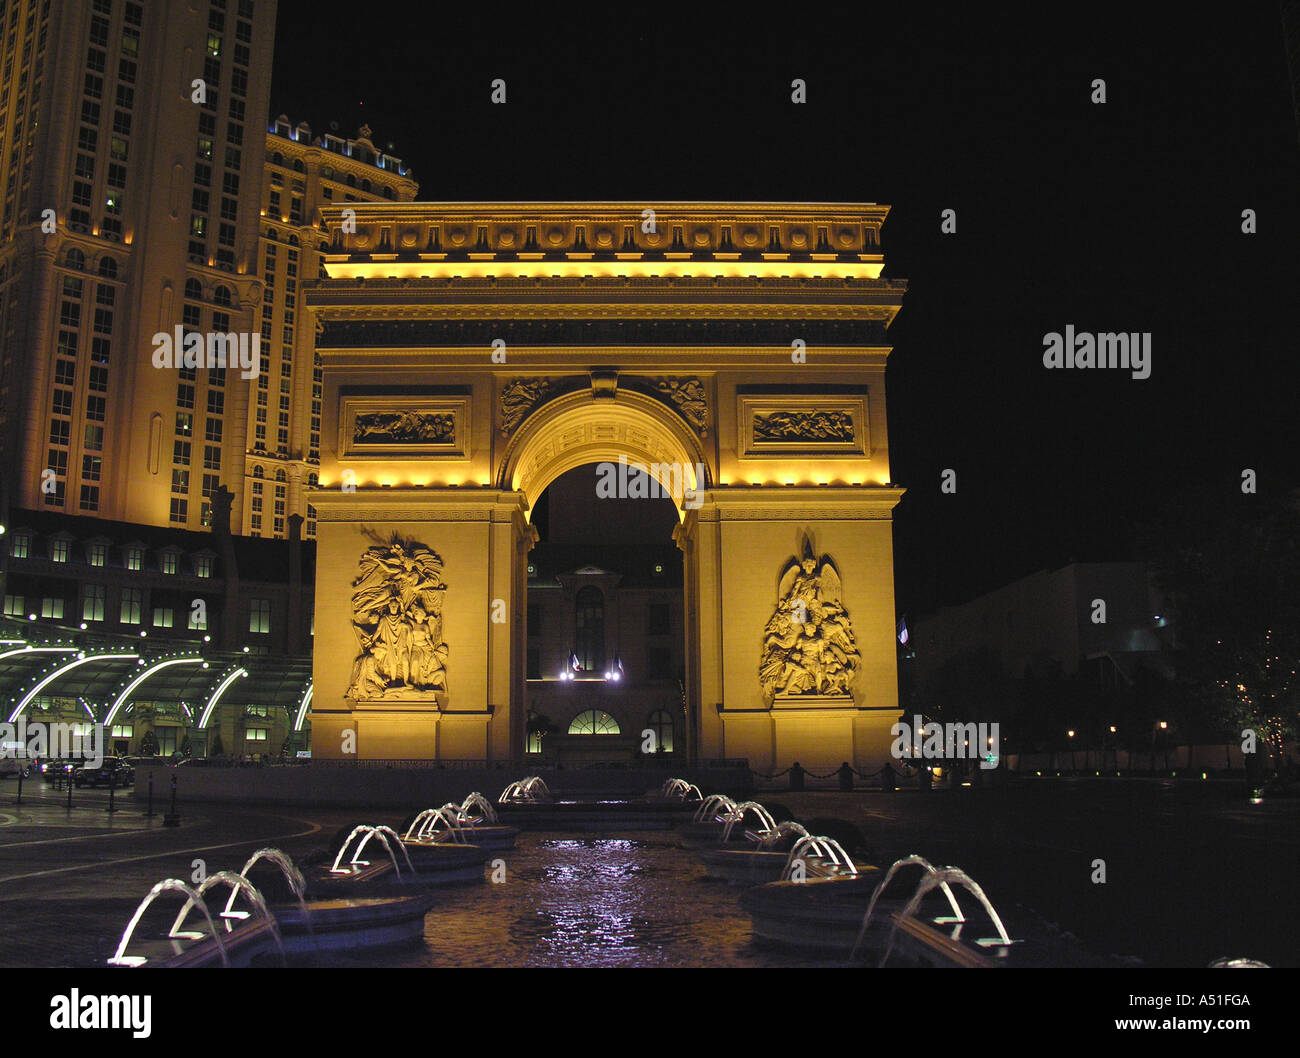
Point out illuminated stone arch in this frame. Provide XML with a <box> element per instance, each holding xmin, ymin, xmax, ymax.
<box><xmin>497</xmin><ymin>388</ymin><xmax>711</xmax><ymax>516</ymax></box>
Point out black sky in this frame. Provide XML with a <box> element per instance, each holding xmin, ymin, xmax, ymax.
<box><xmin>270</xmin><ymin>4</ymin><xmax>1300</xmax><ymax>617</ymax></box>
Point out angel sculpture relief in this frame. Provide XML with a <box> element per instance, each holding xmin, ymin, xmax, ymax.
<box><xmin>347</xmin><ymin>534</ymin><xmax>449</xmax><ymax>699</ymax></box>
<box><xmin>759</xmin><ymin>538</ymin><xmax>861</xmax><ymax>699</ymax></box>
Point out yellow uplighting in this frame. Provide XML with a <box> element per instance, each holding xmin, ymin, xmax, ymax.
<box><xmin>324</xmin><ymin>259</ymin><xmax>884</xmax><ymax>281</ymax></box>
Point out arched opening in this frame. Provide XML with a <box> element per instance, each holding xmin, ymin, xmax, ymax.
<box><xmin>504</xmin><ymin>389</ymin><xmax>702</xmax><ymax>763</ymax></box>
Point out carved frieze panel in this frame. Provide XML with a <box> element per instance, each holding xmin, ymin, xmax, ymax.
<box><xmin>737</xmin><ymin>394</ymin><xmax>869</xmax><ymax>458</ymax></box>
<box><xmin>649</xmin><ymin>377</ymin><xmax>710</xmax><ymax>436</ymax></box>
<box><xmin>499</xmin><ymin>377</ymin><xmax>556</xmax><ymax>436</ymax></box>
<box><xmin>340</xmin><ymin>395</ymin><xmax>469</xmax><ymax>458</ymax></box>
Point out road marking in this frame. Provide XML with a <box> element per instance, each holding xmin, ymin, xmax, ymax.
<box><xmin>0</xmin><ymin>816</ymin><xmax>322</xmax><ymax>886</ymax></box>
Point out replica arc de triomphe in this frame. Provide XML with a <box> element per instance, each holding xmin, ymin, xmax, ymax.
<box><xmin>306</xmin><ymin>203</ymin><xmax>906</xmax><ymax>771</ymax></box>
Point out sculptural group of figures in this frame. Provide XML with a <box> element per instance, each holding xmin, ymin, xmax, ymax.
<box><xmin>759</xmin><ymin>544</ymin><xmax>861</xmax><ymax>698</ymax></box>
<box><xmin>347</xmin><ymin>537</ymin><xmax>449</xmax><ymax>699</ymax></box>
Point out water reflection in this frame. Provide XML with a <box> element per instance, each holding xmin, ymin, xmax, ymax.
<box><xmin>397</xmin><ymin>831</ymin><xmax>833</xmax><ymax>968</ymax></box>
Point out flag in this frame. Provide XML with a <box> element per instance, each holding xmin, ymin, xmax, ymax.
<box><xmin>897</xmin><ymin>617</ymin><xmax>909</xmax><ymax>646</ymax></box>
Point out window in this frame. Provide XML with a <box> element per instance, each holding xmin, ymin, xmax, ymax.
<box><xmin>82</xmin><ymin>584</ymin><xmax>106</xmax><ymax>622</ymax></box>
<box><xmin>574</xmin><ymin>586</ymin><xmax>604</xmax><ymax>673</ymax></box>
<box><xmin>648</xmin><ymin>603</ymin><xmax>671</xmax><ymax>636</ymax></box>
<box><xmin>125</xmin><ymin>546</ymin><xmax>142</xmax><ymax>571</ymax></box>
<box><xmin>249</xmin><ymin>598</ymin><xmax>270</xmax><ymax>633</ymax></box>
<box><xmin>152</xmin><ymin>607</ymin><xmax>174</xmax><ymax>628</ymax></box>
<box><xmin>89</xmin><ymin>542</ymin><xmax>107</xmax><ymax>567</ymax></box>
<box><xmin>3</xmin><ymin>596</ymin><xmax>25</xmax><ymax>618</ymax></box>
<box><xmin>647</xmin><ymin>646</ymin><xmax>673</xmax><ymax>678</ymax></box>
<box><xmin>646</xmin><ymin>710</ymin><xmax>674</xmax><ymax>754</ymax></box>
<box><xmin>196</xmin><ymin>554</ymin><xmax>213</xmax><ymax>578</ymax></box>
<box><xmin>161</xmin><ymin>552</ymin><xmax>178</xmax><ymax>574</ymax></box>
<box><xmin>188</xmin><ymin>599</ymin><xmax>208</xmax><ymax>629</ymax></box>
<box><xmin>568</xmin><ymin>710</ymin><xmax>620</xmax><ymax>735</ymax></box>
<box><xmin>245</xmin><ymin>728</ymin><xmax>267</xmax><ymax>742</ymax></box>
<box><xmin>120</xmin><ymin>587</ymin><xmax>142</xmax><ymax>624</ymax></box>
<box><xmin>41</xmin><ymin>597</ymin><xmax>65</xmax><ymax>619</ymax></box>
<box><xmin>50</xmin><ymin>538</ymin><xmax>69</xmax><ymax>563</ymax></box>
<box><xmin>10</xmin><ymin>533</ymin><xmax>30</xmax><ymax>559</ymax></box>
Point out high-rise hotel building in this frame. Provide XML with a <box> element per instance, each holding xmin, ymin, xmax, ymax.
<box><xmin>0</xmin><ymin>0</ymin><xmax>418</xmax><ymax>548</ymax></box>
<box><xmin>0</xmin><ymin>0</ymin><xmax>277</xmax><ymax>537</ymax></box>
<box><xmin>249</xmin><ymin>116</ymin><xmax>416</xmax><ymax>539</ymax></box>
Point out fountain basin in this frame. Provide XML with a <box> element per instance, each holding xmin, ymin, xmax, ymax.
<box><xmin>740</xmin><ymin>871</ymin><xmax>885</xmax><ymax>956</ymax></box>
<box><xmin>272</xmin><ymin>894</ymin><xmax>435</xmax><ymax>954</ymax></box>
<box><xmin>698</xmin><ymin>848</ymin><xmax>859</xmax><ymax>886</ymax></box>
<box><xmin>399</xmin><ymin>841</ymin><xmax>493</xmax><ymax>884</ymax></box>
<box><xmin>409</xmin><ymin>824</ymin><xmax>519</xmax><ymax>851</ymax></box>
<box><xmin>114</xmin><ymin>918</ymin><xmax>279</xmax><ymax>968</ymax></box>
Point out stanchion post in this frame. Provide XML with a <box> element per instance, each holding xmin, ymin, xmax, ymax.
<box><xmin>147</xmin><ymin>772</ymin><xmax>154</xmax><ymax>818</ymax></box>
<box><xmin>163</xmin><ymin>773</ymin><xmax>180</xmax><ymax>827</ymax></box>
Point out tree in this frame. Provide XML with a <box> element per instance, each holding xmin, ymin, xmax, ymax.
<box><xmin>210</xmin><ymin>731</ymin><xmax>225</xmax><ymax>758</ymax></box>
<box><xmin>138</xmin><ymin>729</ymin><xmax>158</xmax><ymax>757</ymax></box>
<box><xmin>1143</xmin><ymin>485</ymin><xmax>1300</xmax><ymax>776</ymax></box>
<box><xmin>180</xmin><ymin>734</ymin><xmax>192</xmax><ymax>759</ymax></box>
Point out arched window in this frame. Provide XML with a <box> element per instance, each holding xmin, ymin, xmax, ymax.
<box><xmin>646</xmin><ymin>710</ymin><xmax>674</xmax><ymax>753</ymax></box>
<box><xmin>98</xmin><ymin>256</ymin><xmax>117</xmax><ymax>278</ymax></box>
<box><xmin>568</xmin><ymin>710</ymin><xmax>619</xmax><ymax>735</ymax></box>
<box><xmin>293</xmin><ymin>159</ymin><xmax>305</xmax><ymax>173</ymax></box>
<box><xmin>64</xmin><ymin>248</ymin><xmax>85</xmax><ymax>270</ymax></box>
<box><xmin>574</xmin><ymin>586</ymin><xmax>604</xmax><ymax>672</ymax></box>
<box><xmin>253</xmin><ymin>465</ymin><xmax>264</xmax><ymax>479</ymax></box>
<box><xmin>274</xmin><ymin>468</ymin><xmax>287</xmax><ymax>482</ymax></box>
<box><xmin>213</xmin><ymin>285</ymin><xmax>231</xmax><ymax>306</ymax></box>
<box><xmin>185</xmin><ymin>278</ymin><xmax>203</xmax><ymax>300</ymax></box>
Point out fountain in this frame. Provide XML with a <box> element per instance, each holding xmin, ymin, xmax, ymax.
<box><xmin>850</xmin><ymin>855</ymin><xmax>965</xmax><ymax>960</ymax></box>
<box><xmin>241</xmin><ymin>846</ymin><xmax>435</xmax><ymax>955</ymax></box>
<box><xmin>675</xmin><ymin>794</ymin><xmax>742</xmax><ymax>848</ymax></box>
<box><xmin>658</xmin><ymin>778</ymin><xmax>703</xmax><ymax>802</ymax></box>
<box><xmin>329</xmin><ymin>824</ymin><xmax>415</xmax><ymax>878</ymax></box>
<box><xmin>875</xmin><ymin>867</ymin><xmax>1017</xmax><ymax>967</ymax></box>
<box><xmin>174</xmin><ymin>871</ymin><xmax>286</xmax><ymax>965</ymax></box>
<box><xmin>108</xmin><ymin>879</ymin><xmax>231</xmax><ymax>968</ymax></box>
<box><xmin>404</xmin><ymin>798</ymin><xmax>519</xmax><ymax>851</ymax></box>
<box><xmin>498</xmin><ymin>776</ymin><xmax>551</xmax><ymax>803</ymax></box>
<box><xmin>779</xmin><ymin>835</ymin><xmax>859</xmax><ymax>881</ymax></box>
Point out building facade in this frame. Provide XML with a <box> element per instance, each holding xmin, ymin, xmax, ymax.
<box><xmin>248</xmin><ymin>116</ymin><xmax>417</xmax><ymax>540</ymax></box>
<box><xmin>0</xmin><ymin>0</ymin><xmax>278</xmax><ymax>536</ymax></box>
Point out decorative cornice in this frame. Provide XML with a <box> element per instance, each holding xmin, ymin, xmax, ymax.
<box><xmin>315</xmin><ymin>202</ymin><xmax>891</xmax><ymax>281</ymax></box>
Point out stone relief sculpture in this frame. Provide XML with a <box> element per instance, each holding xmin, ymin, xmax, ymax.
<box><xmin>759</xmin><ymin>536</ymin><xmax>860</xmax><ymax>698</ymax></box>
<box><xmin>653</xmin><ymin>377</ymin><xmax>709</xmax><ymax>435</ymax></box>
<box><xmin>347</xmin><ymin>534</ymin><xmax>448</xmax><ymax>699</ymax></box>
<box><xmin>500</xmin><ymin>378</ymin><xmax>554</xmax><ymax>435</ymax></box>
<box><xmin>753</xmin><ymin>409</ymin><xmax>854</xmax><ymax>444</ymax></box>
<box><xmin>352</xmin><ymin>410</ymin><xmax>454</xmax><ymax>445</ymax></box>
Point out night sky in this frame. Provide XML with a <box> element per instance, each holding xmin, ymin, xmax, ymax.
<box><xmin>271</xmin><ymin>4</ymin><xmax>1300</xmax><ymax>618</ymax></box>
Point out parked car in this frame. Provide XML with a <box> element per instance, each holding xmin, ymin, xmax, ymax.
<box><xmin>40</xmin><ymin>759</ymin><xmax>79</xmax><ymax>781</ymax></box>
<box><xmin>0</xmin><ymin>756</ymin><xmax>31</xmax><ymax>779</ymax></box>
<box><xmin>74</xmin><ymin>758</ymin><xmax>135</xmax><ymax>789</ymax></box>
